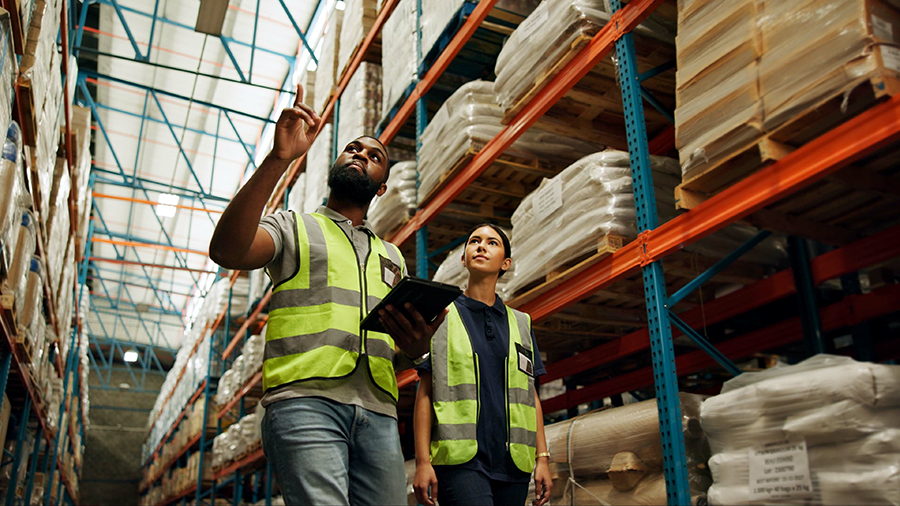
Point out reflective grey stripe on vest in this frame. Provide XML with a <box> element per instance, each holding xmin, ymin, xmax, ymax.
<box><xmin>430</xmin><ymin>315</ymin><xmax>478</xmax><ymax>402</ymax></box>
<box><xmin>512</xmin><ymin>309</ymin><xmax>531</xmax><ymax>352</ymax></box>
<box><xmin>433</xmin><ymin>423</ymin><xmax>478</xmax><ymax>442</ymax></box>
<box><xmin>510</xmin><ymin>426</ymin><xmax>537</xmax><ymax>447</ymax></box>
<box><xmin>271</xmin><ymin>286</ymin><xmax>361</xmax><ymax>311</ymax></box>
<box><xmin>302</xmin><ymin>213</ymin><xmax>329</xmax><ymax>288</ymax></box>
<box><xmin>366</xmin><ymin>295</ymin><xmax>382</xmax><ymax>312</ymax></box>
<box><xmin>383</xmin><ymin>243</ymin><xmax>403</xmax><ymax>273</ymax></box>
<box><xmin>509</xmin><ymin>387</ymin><xmax>532</xmax><ymax>406</ymax></box>
<box><xmin>264</xmin><ymin>328</ymin><xmax>360</xmax><ymax>361</ymax></box>
<box><xmin>365</xmin><ymin>337</ymin><xmax>394</xmax><ymax>361</ymax></box>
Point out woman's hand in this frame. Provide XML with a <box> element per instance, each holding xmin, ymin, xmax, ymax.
<box><xmin>413</xmin><ymin>462</ymin><xmax>439</xmax><ymax>506</ymax></box>
<box><xmin>271</xmin><ymin>84</ymin><xmax>321</xmax><ymax>162</ymax></box>
<box><xmin>533</xmin><ymin>458</ymin><xmax>553</xmax><ymax>506</ymax></box>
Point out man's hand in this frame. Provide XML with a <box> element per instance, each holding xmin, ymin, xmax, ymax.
<box><xmin>413</xmin><ymin>462</ymin><xmax>438</xmax><ymax>506</ymax></box>
<box><xmin>272</xmin><ymin>84</ymin><xmax>321</xmax><ymax>162</ymax></box>
<box><xmin>533</xmin><ymin>458</ymin><xmax>553</xmax><ymax>506</ymax></box>
<box><xmin>379</xmin><ymin>305</ymin><xmax>447</xmax><ymax>359</ymax></box>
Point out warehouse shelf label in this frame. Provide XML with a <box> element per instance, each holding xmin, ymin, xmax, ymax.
<box><xmin>748</xmin><ymin>438</ymin><xmax>813</xmax><ymax>502</ymax></box>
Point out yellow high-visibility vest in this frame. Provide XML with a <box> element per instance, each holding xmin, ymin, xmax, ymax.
<box><xmin>430</xmin><ymin>302</ymin><xmax>537</xmax><ymax>473</ymax></box>
<box><xmin>263</xmin><ymin>212</ymin><xmax>405</xmax><ymax>402</ymax></box>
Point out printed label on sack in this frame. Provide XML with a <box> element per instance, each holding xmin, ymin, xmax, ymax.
<box><xmin>882</xmin><ymin>46</ymin><xmax>900</xmax><ymax>73</ymax></box>
<box><xmin>516</xmin><ymin>2</ymin><xmax>548</xmax><ymax>41</ymax></box>
<box><xmin>872</xmin><ymin>15</ymin><xmax>893</xmax><ymax>41</ymax></box>
<box><xmin>532</xmin><ymin>178</ymin><xmax>563</xmax><ymax>222</ymax></box>
<box><xmin>748</xmin><ymin>438</ymin><xmax>814</xmax><ymax>502</ymax></box>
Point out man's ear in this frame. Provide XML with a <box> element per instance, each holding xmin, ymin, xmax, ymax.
<box><xmin>376</xmin><ymin>183</ymin><xmax>387</xmax><ymax>197</ymax></box>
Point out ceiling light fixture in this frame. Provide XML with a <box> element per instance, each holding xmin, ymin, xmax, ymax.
<box><xmin>123</xmin><ymin>349</ymin><xmax>139</xmax><ymax>363</ymax></box>
<box><xmin>156</xmin><ymin>193</ymin><xmax>179</xmax><ymax>218</ymax></box>
<box><xmin>336</xmin><ymin>1</ymin><xmax>346</xmax><ymax>10</ymax></box>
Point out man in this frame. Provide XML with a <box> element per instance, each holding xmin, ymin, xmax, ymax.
<box><xmin>209</xmin><ymin>85</ymin><xmax>442</xmax><ymax>505</ymax></box>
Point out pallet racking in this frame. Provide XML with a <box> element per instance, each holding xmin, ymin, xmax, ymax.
<box><xmin>138</xmin><ymin>0</ymin><xmax>900</xmax><ymax>504</ymax></box>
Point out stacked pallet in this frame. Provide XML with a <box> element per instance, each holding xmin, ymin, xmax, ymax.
<box><xmin>313</xmin><ymin>9</ymin><xmax>344</xmax><ymax>114</ymax></box>
<box><xmin>336</xmin><ymin>62</ymin><xmax>383</xmax><ymax>151</ymax></box>
<box><xmin>539</xmin><ymin>394</ymin><xmax>711</xmax><ymax>505</ymax></box>
<box><xmin>338</xmin><ymin>0</ymin><xmax>378</xmax><ymax>77</ymax></box>
<box><xmin>675</xmin><ymin>0</ymin><xmax>900</xmax><ymax>192</ymax></box>
<box><xmin>367</xmin><ymin>160</ymin><xmax>417</xmax><ymax>238</ymax></box>
<box><xmin>701</xmin><ymin>355</ymin><xmax>900</xmax><ymax>505</ymax></box>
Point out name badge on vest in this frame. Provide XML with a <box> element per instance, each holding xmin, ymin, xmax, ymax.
<box><xmin>515</xmin><ymin>343</ymin><xmax>534</xmax><ymax>377</ymax></box>
<box><xmin>380</xmin><ymin>255</ymin><xmax>402</xmax><ymax>288</ymax></box>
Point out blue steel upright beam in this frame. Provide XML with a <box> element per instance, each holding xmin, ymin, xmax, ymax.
<box><xmin>22</xmin><ymin>426</ymin><xmax>44</xmax><ymax>506</ymax></box>
<box><xmin>5</xmin><ymin>397</ymin><xmax>32</xmax><ymax>506</ymax></box>
<box><xmin>0</xmin><ymin>351</ymin><xmax>10</xmax><ymax>414</ymax></box>
<box><xmin>414</xmin><ymin>0</ymin><xmax>429</xmax><ymax>279</ymax></box>
<box><xmin>610</xmin><ymin>1</ymin><xmax>691</xmax><ymax>503</ymax></box>
<box><xmin>789</xmin><ymin>236</ymin><xmax>825</xmax><ymax>356</ymax></box>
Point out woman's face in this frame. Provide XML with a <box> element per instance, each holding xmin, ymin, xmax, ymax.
<box><xmin>462</xmin><ymin>226</ymin><xmax>511</xmax><ymax>278</ymax></box>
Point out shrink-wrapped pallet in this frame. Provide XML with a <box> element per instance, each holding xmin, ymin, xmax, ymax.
<box><xmin>701</xmin><ymin>355</ymin><xmax>900</xmax><ymax>505</ymax></box>
<box><xmin>418</xmin><ymin>80</ymin><xmax>596</xmax><ymax>204</ymax></box>
<box><xmin>0</xmin><ymin>11</ymin><xmax>16</xmax><ymax>135</ymax></box>
<box><xmin>367</xmin><ymin>161</ymin><xmax>416</xmax><ymax>238</ymax></box>
<box><xmin>304</xmin><ymin>123</ymin><xmax>333</xmax><ymax>213</ymax></box>
<box><xmin>5</xmin><ymin>211</ymin><xmax>35</xmax><ymax>314</ymax></box>
<box><xmin>18</xmin><ymin>257</ymin><xmax>43</xmax><ymax>343</ymax></box>
<box><xmin>676</xmin><ymin>0</ymin><xmax>900</xmax><ymax>178</ymax></box>
<box><xmin>313</xmin><ymin>10</ymin><xmax>343</xmax><ymax>114</ymax></box>
<box><xmin>336</xmin><ymin>62</ymin><xmax>382</xmax><ymax>151</ymax></box>
<box><xmin>242</xmin><ymin>333</ymin><xmax>264</xmax><ymax>384</ymax></box>
<box><xmin>504</xmin><ymin>151</ymin><xmax>680</xmax><ymax>298</ymax></box>
<box><xmin>542</xmin><ymin>393</ymin><xmax>711</xmax><ymax>505</ymax></box>
<box><xmin>338</xmin><ymin>0</ymin><xmax>377</xmax><ymax>76</ymax></box>
<box><xmin>494</xmin><ymin>0</ymin><xmax>675</xmax><ymax>114</ymax></box>
<box><xmin>380</xmin><ymin>0</ymin><xmax>417</xmax><ymax>122</ymax></box>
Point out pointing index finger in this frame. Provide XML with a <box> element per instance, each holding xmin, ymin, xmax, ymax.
<box><xmin>294</xmin><ymin>84</ymin><xmax>303</xmax><ymax>108</ymax></box>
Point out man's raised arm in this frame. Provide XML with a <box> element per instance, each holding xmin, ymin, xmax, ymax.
<box><xmin>209</xmin><ymin>85</ymin><xmax>321</xmax><ymax>270</ymax></box>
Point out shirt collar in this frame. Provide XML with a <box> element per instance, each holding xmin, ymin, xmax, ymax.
<box><xmin>316</xmin><ymin>205</ymin><xmax>376</xmax><ymax>234</ymax></box>
<box><xmin>457</xmin><ymin>293</ymin><xmax>506</xmax><ymax>315</ymax></box>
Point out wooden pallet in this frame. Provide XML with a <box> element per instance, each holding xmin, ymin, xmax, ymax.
<box><xmin>507</xmin><ymin>233</ymin><xmax>627</xmax><ymax>308</ymax></box>
<box><xmin>233</xmin><ymin>440</ymin><xmax>262</xmax><ymax>463</ymax></box>
<box><xmin>675</xmin><ymin>73</ymin><xmax>900</xmax><ymax>212</ymax></box>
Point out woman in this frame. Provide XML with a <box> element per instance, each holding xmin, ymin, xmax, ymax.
<box><xmin>412</xmin><ymin>224</ymin><xmax>552</xmax><ymax>506</ymax></box>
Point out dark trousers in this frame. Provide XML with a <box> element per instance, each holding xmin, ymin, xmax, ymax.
<box><xmin>434</xmin><ymin>467</ymin><xmax>530</xmax><ymax>506</ymax></box>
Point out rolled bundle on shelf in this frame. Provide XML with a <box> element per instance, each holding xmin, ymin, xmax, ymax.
<box><xmin>6</xmin><ymin>210</ymin><xmax>36</xmax><ymax>313</ymax></box>
<box><xmin>504</xmin><ymin>150</ymin><xmax>680</xmax><ymax>299</ymax></box>
<box><xmin>242</xmin><ymin>333</ymin><xmax>265</xmax><ymax>383</ymax></box>
<box><xmin>337</xmin><ymin>62</ymin><xmax>383</xmax><ymax>152</ymax></box>
<box><xmin>494</xmin><ymin>0</ymin><xmax>675</xmax><ymax>115</ymax></box>
<box><xmin>701</xmin><ymin>355</ymin><xmax>900</xmax><ymax>505</ymax></box>
<box><xmin>313</xmin><ymin>9</ymin><xmax>343</xmax><ymax>114</ymax></box>
<box><xmin>45</xmin><ymin>157</ymin><xmax>70</xmax><ymax>297</ymax></box>
<box><xmin>18</xmin><ymin>256</ymin><xmax>44</xmax><ymax>342</ymax></box>
<box><xmin>367</xmin><ymin>160</ymin><xmax>417</xmax><ymax>238</ymax></box>
<box><xmin>338</xmin><ymin>0</ymin><xmax>377</xmax><ymax>77</ymax></box>
<box><xmin>542</xmin><ymin>393</ymin><xmax>711</xmax><ymax>505</ymax></box>
<box><xmin>304</xmin><ymin>123</ymin><xmax>334</xmax><ymax>213</ymax></box>
<box><xmin>676</xmin><ymin>0</ymin><xmax>900</xmax><ymax>180</ymax></box>
<box><xmin>0</xmin><ymin>137</ymin><xmax>27</xmax><ymax>246</ymax></box>
<box><xmin>417</xmin><ymin>80</ymin><xmax>597</xmax><ymax>204</ymax></box>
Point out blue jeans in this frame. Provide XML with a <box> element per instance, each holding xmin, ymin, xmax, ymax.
<box><xmin>434</xmin><ymin>467</ymin><xmax>529</xmax><ymax>506</ymax></box>
<box><xmin>261</xmin><ymin>397</ymin><xmax>407</xmax><ymax>506</ymax></box>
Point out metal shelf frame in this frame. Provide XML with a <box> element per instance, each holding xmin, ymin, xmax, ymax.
<box><xmin>137</xmin><ymin>0</ymin><xmax>900</xmax><ymax>503</ymax></box>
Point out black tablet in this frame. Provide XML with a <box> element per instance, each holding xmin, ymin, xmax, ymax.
<box><xmin>360</xmin><ymin>277</ymin><xmax>462</xmax><ymax>334</ymax></box>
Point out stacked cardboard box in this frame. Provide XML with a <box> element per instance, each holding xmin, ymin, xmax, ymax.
<box><xmin>338</xmin><ymin>0</ymin><xmax>377</xmax><ymax>76</ymax></box>
<box><xmin>336</xmin><ymin>62</ymin><xmax>382</xmax><ymax>151</ymax></box>
<box><xmin>313</xmin><ymin>10</ymin><xmax>343</xmax><ymax>114</ymax></box>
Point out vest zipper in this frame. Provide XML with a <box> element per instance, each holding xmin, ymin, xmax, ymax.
<box><xmin>335</xmin><ymin>224</ymin><xmax>367</xmax><ymax>355</ymax></box>
<box><xmin>505</xmin><ymin>347</ymin><xmax>511</xmax><ymax>454</ymax></box>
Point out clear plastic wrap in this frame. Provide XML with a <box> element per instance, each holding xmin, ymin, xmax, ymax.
<box><xmin>494</xmin><ymin>0</ymin><xmax>675</xmax><ymax>113</ymax></box>
<box><xmin>701</xmin><ymin>355</ymin><xmax>900</xmax><ymax>505</ymax></box>
<box><xmin>337</xmin><ymin>62</ymin><xmax>382</xmax><ymax>152</ymax></box>
<box><xmin>304</xmin><ymin>123</ymin><xmax>333</xmax><ymax>213</ymax></box>
<box><xmin>313</xmin><ymin>10</ymin><xmax>343</xmax><ymax>114</ymax></box>
<box><xmin>675</xmin><ymin>0</ymin><xmax>900</xmax><ymax>176</ymax></box>
<box><xmin>241</xmin><ymin>333</ymin><xmax>265</xmax><ymax>384</ymax></box>
<box><xmin>18</xmin><ymin>256</ymin><xmax>43</xmax><ymax>343</ymax></box>
<box><xmin>338</xmin><ymin>0</ymin><xmax>377</xmax><ymax>76</ymax></box>
<box><xmin>380</xmin><ymin>0</ymin><xmax>417</xmax><ymax>122</ymax></box>
<box><xmin>504</xmin><ymin>150</ymin><xmax>680</xmax><ymax>298</ymax></box>
<box><xmin>543</xmin><ymin>393</ymin><xmax>711</xmax><ymax>504</ymax></box>
<box><xmin>0</xmin><ymin>13</ymin><xmax>15</xmax><ymax>135</ymax></box>
<box><xmin>417</xmin><ymin>80</ymin><xmax>597</xmax><ymax>204</ymax></box>
<box><xmin>6</xmin><ymin>210</ymin><xmax>37</xmax><ymax>314</ymax></box>
<box><xmin>0</xmin><ymin>138</ymin><xmax>28</xmax><ymax>247</ymax></box>
<box><xmin>367</xmin><ymin>160</ymin><xmax>416</xmax><ymax>238</ymax></box>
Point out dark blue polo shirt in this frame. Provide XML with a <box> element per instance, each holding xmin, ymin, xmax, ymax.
<box><xmin>417</xmin><ymin>294</ymin><xmax>546</xmax><ymax>483</ymax></box>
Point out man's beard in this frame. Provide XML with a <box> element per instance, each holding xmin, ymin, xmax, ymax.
<box><xmin>328</xmin><ymin>162</ymin><xmax>382</xmax><ymax>207</ymax></box>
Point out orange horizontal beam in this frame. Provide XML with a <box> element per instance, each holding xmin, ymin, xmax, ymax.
<box><xmin>537</xmin><ymin>223</ymin><xmax>900</xmax><ymax>383</ymax></box>
<box><xmin>268</xmin><ymin>0</ymin><xmax>401</xmax><ymax>213</ymax></box>
<box><xmin>541</xmin><ymin>282</ymin><xmax>900</xmax><ymax>413</ymax></box>
<box><xmin>389</xmin><ymin>0</ymin><xmax>665</xmax><ymax>245</ymax></box>
<box><xmin>520</xmin><ymin>94</ymin><xmax>900</xmax><ymax>322</ymax></box>
<box><xmin>92</xmin><ymin>237</ymin><xmax>208</xmax><ymax>256</ymax></box>
<box><xmin>92</xmin><ymin>192</ymin><xmax>224</xmax><ymax>214</ymax></box>
<box><xmin>90</xmin><ymin>256</ymin><xmax>217</xmax><ymax>274</ymax></box>
<box><xmin>379</xmin><ymin>0</ymin><xmax>500</xmax><ymax>145</ymax></box>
